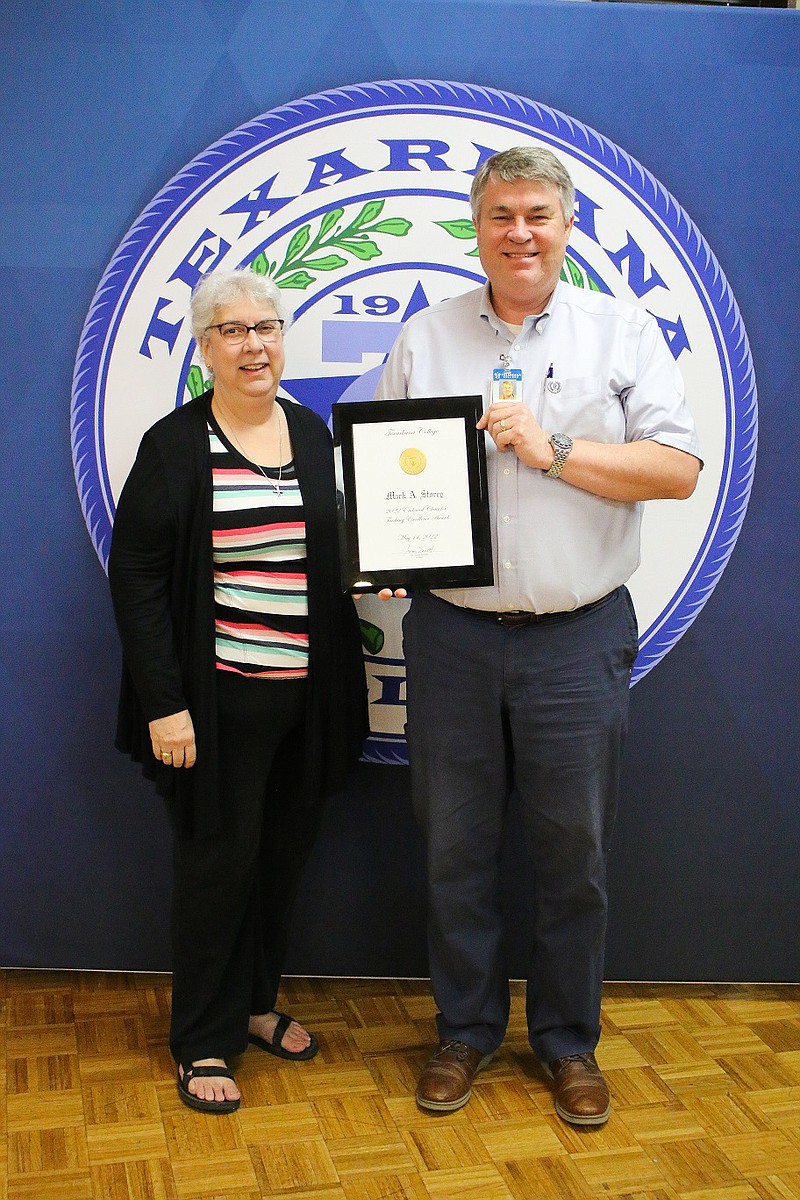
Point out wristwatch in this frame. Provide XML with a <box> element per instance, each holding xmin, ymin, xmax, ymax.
<box><xmin>545</xmin><ymin>433</ymin><xmax>573</xmax><ymax>479</ymax></box>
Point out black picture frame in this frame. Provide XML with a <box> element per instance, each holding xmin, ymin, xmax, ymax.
<box><xmin>333</xmin><ymin>395</ymin><xmax>493</xmax><ymax>593</ymax></box>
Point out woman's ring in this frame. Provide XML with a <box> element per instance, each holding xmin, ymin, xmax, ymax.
<box><xmin>500</xmin><ymin>420</ymin><xmax>507</xmax><ymax>432</ymax></box>
<box><xmin>161</xmin><ymin>752</ymin><xmax>171</xmax><ymax>761</ymax></box>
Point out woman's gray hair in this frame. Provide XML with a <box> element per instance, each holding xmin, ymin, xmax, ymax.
<box><xmin>190</xmin><ymin>267</ymin><xmax>286</xmax><ymax>342</ymax></box>
<box><xmin>470</xmin><ymin>147</ymin><xmax>575</xmax><ymax>222</ymax></box>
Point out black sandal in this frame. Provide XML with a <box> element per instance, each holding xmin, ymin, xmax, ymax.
<box><xmin>248</xmin><ymin>1011</ymin><xmax>319</xmax><ymax>1061</ymax></box>
<box><xmin>177</xmin><ymin>1063</ymin><xmax>241</xmax><ymax>1113</ymax></box>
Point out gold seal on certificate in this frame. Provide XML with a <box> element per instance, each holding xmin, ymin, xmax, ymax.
<box><xmin>399</xmin><ymin>447</ymin><xmax>427</xmax><ymax>475</ymax></box>
<box><xmin>332</xmin><ymin>395</ymin><xmax>493</xmax><ymax>593</ymax></box>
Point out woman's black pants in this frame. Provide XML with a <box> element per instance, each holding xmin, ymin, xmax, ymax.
<box><xmin>168</xmin><ymin>671</ymin><xmax>309</xmax><ymax>1065</ymax></box>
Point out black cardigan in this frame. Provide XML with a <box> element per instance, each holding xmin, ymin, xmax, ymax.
<box><xmin>108</xmin><ymin>392</ymin><xmax>367</xmax><ymax>839</ymax></box>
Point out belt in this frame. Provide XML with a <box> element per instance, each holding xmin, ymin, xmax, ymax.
<box><xmin>458</xmin><ymin>592</ymin><xmax>614</xmax><ymax>626</ymax></box>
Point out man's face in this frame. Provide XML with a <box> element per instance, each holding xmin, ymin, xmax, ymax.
<box><xmin>474</xmin><ymin>176</ymin><xmax>573</xmax><ymax>320</ymax></box>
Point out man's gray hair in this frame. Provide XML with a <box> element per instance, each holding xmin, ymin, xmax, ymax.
<box><xmin>190</xmin><ymin>267</ymin><xmax>286</xmax><ymax>342</ymax></box>
<box><xmin>470</xmin><ymin>146</ymin><xmax>575</xmax><ymax>222</ymax></box>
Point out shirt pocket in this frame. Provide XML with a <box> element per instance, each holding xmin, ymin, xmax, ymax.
<box><xmin>540</xmin><ymin>376</ymin><xmax>625</xmax><ymax>443</ymax></box>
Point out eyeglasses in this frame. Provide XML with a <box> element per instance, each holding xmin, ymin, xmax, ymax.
<box><xmin>205</xmin><ymin>319</ymin><xmax>284</xmax><ymax>344</ymax></box>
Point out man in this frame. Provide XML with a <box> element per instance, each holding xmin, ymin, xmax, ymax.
<box><xmin>373</xmin><ymin>146</ymin><xmax>701</xmax><ymax>1126</ymax></box>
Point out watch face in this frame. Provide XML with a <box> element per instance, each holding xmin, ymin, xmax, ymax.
<box><xmin>553</xmin><ymin>434</ymin><xmax>572</xmax><ymax>451</ymax></box>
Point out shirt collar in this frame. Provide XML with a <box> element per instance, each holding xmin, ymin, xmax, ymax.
<box><xmin>479</xmin><ymin>279</ymin><xmax>564</xmax><ymax>336</ymax></box>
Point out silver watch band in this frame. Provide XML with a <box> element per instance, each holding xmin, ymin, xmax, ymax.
<box><xmin>545</xmin><ymin>434</ymin><xmax>573</xmax><ymax>479</ymax></box>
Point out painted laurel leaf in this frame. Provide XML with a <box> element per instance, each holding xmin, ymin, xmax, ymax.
<box><xmin>436</xmin><ymin>219</ymin><xmax>476</xmax><ymax>239</ymax></box>
<box><xmin>564</xmin><ymin>258</ymin><xmax>583</xmax><ymax>287</ymax></box>
<box><xmin>369</xmin><ymin>218</ymin><xmax>412</xmax><ymax>236</ymax></box>
<box><xmin>279</xmin><ymin>270</ymin><xmax>315</xmax><ymax>289</ymax></box>
<box><xmin>340</xmin><ymin>240</ymin><xmax>381</xmax><ymax>261</ymax></box>
<box><xmin>319</xmin><ymin>207</ymin><xmax>344</xmax><ymax>238</ymax></box>
<box><xmin>186</xmin><ymin>364</ymin><xmax>207</xmax><ymax>399</ymax></box>
<box><xmin>286</xmin><ymin>225</ymin><xmax>312</xmax><ymax>261</ymax></box>
<box><xmin>301</xmin><ymin>254</ymin><xmax>349</xmax><ymax>271</ymax></box>
<box><xmin>354</xmin><ymin>200</ymin><xmax>385</xmax><ymax>227</ymax></box>
<box><xmin>359</xmin><ymin>619</ymin><xmax>385</xmax><ymax>656</ymax></box>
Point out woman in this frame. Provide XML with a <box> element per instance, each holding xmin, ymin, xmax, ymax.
<box><xmin>109</xmin><ymin>267</ymin><xmax>367</xmax><ymax>1113</ymax></box>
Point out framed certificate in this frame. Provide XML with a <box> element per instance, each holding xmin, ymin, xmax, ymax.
<box><xmin>333</xmin><ymin>395</ymin><xmax>493</xmax><ymax>592</ymax></box>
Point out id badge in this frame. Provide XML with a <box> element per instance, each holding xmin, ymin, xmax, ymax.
<box><xmin>491</xmin><ymin>367</ymin><xmax>523</xmax><ymax>404</ymax></box>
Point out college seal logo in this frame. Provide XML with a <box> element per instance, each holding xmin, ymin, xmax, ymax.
<box><xmin>71</xmin><ymin>80</ymin><xmax>757</xmax><ymax>765</ymax></box>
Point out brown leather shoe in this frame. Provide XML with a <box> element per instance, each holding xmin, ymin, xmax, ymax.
<box><xmin>416</xmin><ymin>1040</ymin><xmax>493</xmax><ymax>1112</ymax></box>
<box><xmin>549</xmin><ymin>1053</ymin><xmax>610</xmax><ymax>1126</ymax></box>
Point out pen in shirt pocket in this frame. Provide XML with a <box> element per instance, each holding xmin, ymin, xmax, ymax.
<box><xmin>545</xmin><ymin>363</ymin><xmax>561</xmax><ymax>394</ymax></box>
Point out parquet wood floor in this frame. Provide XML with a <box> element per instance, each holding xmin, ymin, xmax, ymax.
<box><xmin>2</xmin><ymin>971</ymin><xmax>799</xmax><ymax>1200</ymax></box>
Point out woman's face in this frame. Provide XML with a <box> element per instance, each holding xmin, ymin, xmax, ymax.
<box><xmin>200</xmin><ymin>298</ymin><xmax>285</xmax><ymax>407</ymax></box>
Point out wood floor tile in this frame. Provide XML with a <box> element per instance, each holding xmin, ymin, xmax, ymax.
<box><xmin>89</xmin><ymin>1158</ymin><xmax>177</xmax><ymax>1200</ymax></box>
<box><xmin>170</xmin><ymin>1148</ymin><xmax>259</xmax><ymax>1197</ymax></box>
<box><xmin>299</xmin><ymin>1063</ymin><xmax>381</xmax><ymax>1099</ymax></box>
<box><xmin>237</xmin><ymin>1099</ymin><xmax>319</xmax><ymax>1145</ymax></box>
<box><xmin>751</xmin><ymin>1174</ymin><xmax>800</xmax><ymax>1200</ymax></box>
<box><xmin>716</xmin><ymin>1130</ymin><xmax>800</xmax><ymax>1177</ymax></box>
<box><xmin>647</xmin><ymin>1137</ymin><xmax>745</xmax><ymax>1189</ymax></box>
<box><xmin>725</xmin><ymin>1000</ymin><xmax>800</xmax><ymax>1024</ymax></box>
<box><xmin>476</xmin><ymin>1115</ymin><xmax>566</xmax><ymax>1161</ymax></box>
<box><xmin>7</xmin><ymin>1169</ymin><xmax>93</xmax><ymax>1200</ymax></box>
<box><xmin>351</xmin><ymin>1024</ymin><xmax>432</xmax><ymax>1054</ymax></box>
<box><xmin>467</xmin><ymin>1076</ymin><xmax>542</xmax><ymax>1121</ymax></box>
<box><xmin>571</xmin><ymin>1144</ymin><xmax>672</xmax><ymax>1192</ymax></box>
<box><xmin>694</xmin><ymin>1026</ymin><xmax>774</xmax><ymax>1058</ymax></box>
<box><xmin>308</xmin><ymin>1023</ymin><xmax>361</xmax><ymax>1064</ymax></box>
<box><xmin>7</xmin><ymin>1054</ymin><xmax>80</xmax><ymax>1093</ymax></box>
<box><xmin>84</xmin><ymin>1119</ymin><xmax>170</xmax><ymax>1164</ymax></box>
<box><xmin>249</xmin><ymin>1137</ymin><xmax>338</xmax><ymax>1191</ymax></box>
<box><xmin>749</xmin><ymin>1020</ymin><xmax>800</xmax><ymax>1054</ymax></box>
<box><xmin>312</xmin><ymin>1094</ymin><xmax>396</xmax><ymax>1139</ymax></box>
<box><xmin>501</xmin><ymin>1153</ymin><xmax>601</xmax><ymax>1199</ymax></box>
<box><xmin>602</xmin><ymin>999</ymin><xmax>678</xmax><ymax>1029</ymax></box>
<box><xmin>6</xmin><ymin>1027</ymin><xmax>77</xmax><ymax>1058</ymax></box>
<box><xmin>421</xmin><ymin>1162</ymin><xmax>514</xmax><ymax>1198</ymax></box>
<box><xmin>260</xmin><ymin>1189</ymin><xmax>346</xmax><ymax>1200</ymax></box>
<box><xmin>403</xmin><ymin>1124</ymin><xmax>490</xmax><ymax>1173</ymax></box>
<box><xmin>75</xmin><ymin>1016</ymin><xmax>148</xmax><ymax>1057</ymax></box>
<box><xmin>682</xmin><ymin>1092</ymin><xmax>771</xmax><ymax>1137</ymax></box>
<box><xmin>599</xmin><ymin>1032</ymin><xmax>651</xmax><ymax>1069</ymax></box>
<box><xmin>340</xmin><ymin>1173</ymin><xmax>428</xmax><ymax>1200</ymax></box>
<box><xmin>162</xmin><ymin>1108</ymin><xmax>245</xmax><ymax>1158</ymax></box>
<box><xmin>364</xmin><ymin>1050</ymin><xmax>424</xmax><ymax>1099</ymax></box>
<box><xmin>328</xmin><ymin>1131</ymin><xmax>418</xmax><ymax>1177</ymax></box>
<box><xmin>661</xmin><ymin>997</ymin><xmax>740</xmax><ymax>1029</ymax></box>
<box><xmin>6</xmin><ymin>1088</ymin><xmax>85</xmax><ymax>1131</ymax></box>
<box><xmin>715</xmin><ymin>1054</ymin><xmax>800</xmax><ymax>1091</ymax></box>
<box><xmin>676</xmin><ymin>1187</ymin><xmax>760</xmax><ymax>1200</ymax></box>
<box><xmin>8</xmin><ymin>1124</ymin><xmax>89</xmax><ymax>1174</ymax></box>
<box><xmin>627</xmin><ymin>1027</ymin><xmax>719</xmax><ymax>1067</ymax></box>
<box><xmin>605</xmin><ymin>1065</ymin><xmax>678</xmax><ymax>1106</ymax></box>
<box><xmin>616</xmin><ymin>1100</ymin><xmax>707</xmax><ymax>1144</ymax></box>
<box><xmin>83</xmin><ymin>1080</ymin><xmax>161</xmax><ymax>1124</ymax></box>
<box><xmin>745</xmin><ymin>1085</ymin><xmax>800</xmax><ymax>1129</ymax></box>
<box><xmin>7</xmin><ymin>991</ymin><xmax>74</xmax><ymax>1028</ymax></box>
<box><xmin>231</xmin><ymin>1061</ymin><xmax>309</xmax><ymax>1107</ymax></box>
<box><xmin>653</xmin><ymin>1060</ymin><xmax>736</xmax><ymax>1094</ymax></box>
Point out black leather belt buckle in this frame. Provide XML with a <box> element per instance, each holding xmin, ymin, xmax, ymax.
<box><xmin>495</xmin><ymin>611</ymin><xmax>536</xmax><ymax>626</ymax></box>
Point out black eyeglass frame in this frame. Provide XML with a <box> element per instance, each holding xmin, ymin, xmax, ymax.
<box><xmin>204</xmin><ymin>319</ymin><xmax>285</xmax><ymax>341</ymax></box>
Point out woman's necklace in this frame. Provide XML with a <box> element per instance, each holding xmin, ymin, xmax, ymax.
<box><xmin>222</xmin><ymin>405</ymin><xmax>284</xmax><ymax>495</ymax></box>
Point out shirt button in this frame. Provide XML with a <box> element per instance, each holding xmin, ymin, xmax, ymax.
<box><xmin>514</xmin><ymin>344</ymin><xmax>521</xmax><ymax>351</ymax></box>
<box><xmin>503</xmin><ymin>468</ymin><xmax>510</xmax><ymax>476</ymax></box>
<box><xmin>503</xmin><ymin>560</ymin><xmax>513</xmax><ymax>570</ymax></box>
<box><xmin>502</xmin><ymin>514</ymin><xmax>510</xmax><ymax>523</ymax></box>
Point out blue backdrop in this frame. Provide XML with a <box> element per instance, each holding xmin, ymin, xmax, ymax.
<box><xmin>1</xmin><ymin>0</ymin><xmax>798</xmax><ymax>981</ymax></box>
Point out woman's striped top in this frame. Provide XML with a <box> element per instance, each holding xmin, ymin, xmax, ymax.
<box><xmin>209</xmin><ymin>419</ymin><xmax>309</xmax><ymax>679</ymax></box>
